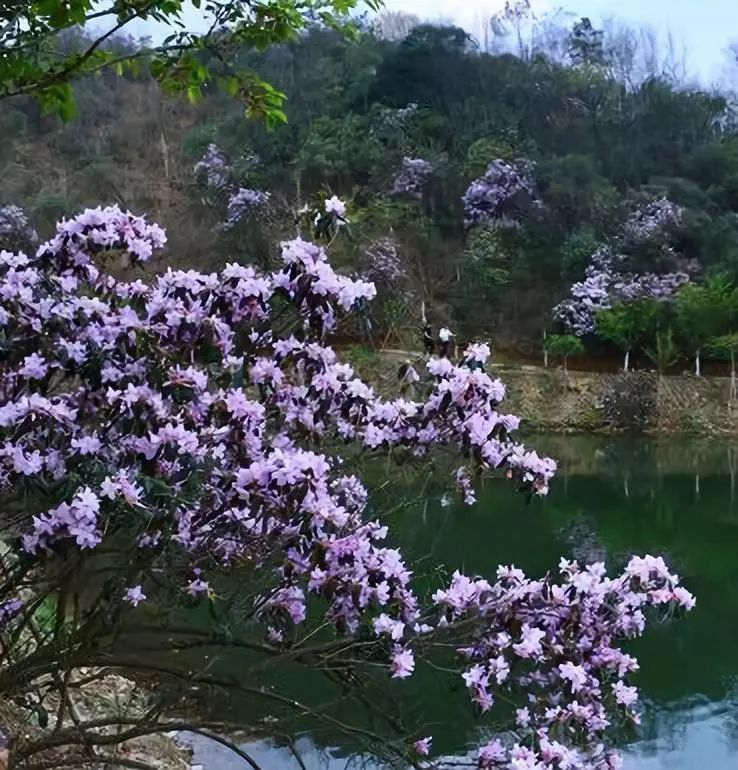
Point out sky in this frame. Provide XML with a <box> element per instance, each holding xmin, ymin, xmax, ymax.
<box><xmin>125</xmin><ymin>0</ymin><xmax>738</xmax><ymax>85</ymax></box>
<box><xmin>385</xmin><ymin>0</ymin><xmax>737</xmax><ymax>83</ymax></box>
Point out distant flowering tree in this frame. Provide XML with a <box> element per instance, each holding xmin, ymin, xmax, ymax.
<box><xmin>392</xmin><ymin>157</ymin><xmax>434</xmax><ymax>198</ymax></box>
<box><xmin>554</xmin><ymin>199</ymin><xmax>691</xmax><ymax>338</ymax></box>
<box><xmin>364</xmin><ymin>237</ymin><xmax>406</xmax><ymax>284</ymax></box>
<box><xmin>223</xmin><ymin>187</ymin><xmax>272</xmax><ymax>229</ymax></box>
<box><xmin>0</xmin><ymin>205</ymin><xmax>37</xmax><ymax>253</ymax></box>
<box><xmin>0</xmin><ymin>206</ymin><xmax>693</xmax><ymax>769</ymax></box>
<box><xmin>462</xmin><ymin>158</ymin><xmax>542</xmax><ymax>229</ymax></box>
<box><xmin>194</xmin><ymin>143</ymin><xmax>271</xmax><ymax>231</ymax></box>
<box><xmin>193</xmin><ymin>143</ymin><xmax>232</xmax><ymax>191</ymax></box>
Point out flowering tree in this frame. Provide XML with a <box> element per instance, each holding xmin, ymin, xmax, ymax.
<box><xmin>392</xmin><ymin>157</ymin><xmax>434</xmax><ymax>199</ymax></box>
<box><xmin>462</xmin><ymin>159</ymin><xmax>542</xmax><ymax>229</ymax></box>
<box><xmin>194</xmin><ymin>143</ymin><xmax>271</xmax><ymax>230</ymax></box>
<box><xmin>553</xmin><ymin>199</ymin><xmax>691</xmax><ymax>341</ymax></box>
<box><xmin>0</xmin><ymin>205</ymin><xmax>693</xmax><ymax>769</ymax></box>
<box><xmin>0</xmin><ymin>205</ymin><xmax>37</xmax><ymax>253</ymax></box>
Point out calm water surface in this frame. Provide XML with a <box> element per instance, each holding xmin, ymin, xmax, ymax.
<box><xmin>189</xmin><ymin>435</ymin><xmax>738</xmax><ymax>770</ymax></box>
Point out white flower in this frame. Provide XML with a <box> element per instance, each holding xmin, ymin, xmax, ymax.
<box><xmin>325</xmin><ymin>196</ymin><xmax>347</xmax><ymax>218</ymax></box>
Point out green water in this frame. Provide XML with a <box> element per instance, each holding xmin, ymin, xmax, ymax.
<box><xmin>187</xmin><ymin>435</ymin><xmax>738</xmax><ymax>769</ymax></box>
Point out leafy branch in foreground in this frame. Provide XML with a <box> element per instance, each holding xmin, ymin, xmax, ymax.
<box><xmin>0</xmin><ymin>0</ymin><xmax>381</xmax><ymax>123</ymax></box>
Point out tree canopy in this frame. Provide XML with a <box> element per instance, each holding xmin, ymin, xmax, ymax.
<box><xmin>0</xmin><ymin>0</ymin><xmax>379</xmax><ymax>123</ymax></box>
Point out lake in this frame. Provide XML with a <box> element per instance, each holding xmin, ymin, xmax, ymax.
<box><xmin>186</xmin><ymin>435</ymin><xmax>738</xmax><ymax>770</ymax></box>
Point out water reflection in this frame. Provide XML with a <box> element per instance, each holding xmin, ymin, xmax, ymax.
<box><xmin>191</xmin><ymin>436</ymin><xmax>738</xmax><ymax>770</ymax></box>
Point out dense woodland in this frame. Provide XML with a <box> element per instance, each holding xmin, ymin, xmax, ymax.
<box><xmin>4</xmin><ymin>13</ymin><xmax>738</xmax><ymax>367</ymax></box>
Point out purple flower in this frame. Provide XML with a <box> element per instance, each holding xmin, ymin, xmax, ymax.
<box><xmin>513</xmin><ymin>624</ymin><xmax>546</xmax><ymax>659</ymax></box>
<box><xmin>478</xmin><ymin>739</ymin><xmax>506</xmax><ymax>767</ymax></box>
<box><xmin>19</xmin><ymin>353</ymin><xmax>49</xmax><ymax>380</ymax></box>
<box><xmin>125</xmin><ymin>585</ymin><xmax>147</xmax><ymax>606</ymax></box>
<box><xmin>0</xmin><ymin>598</ymin><xmax>24</xmax><ymax>629</ymax></box>
<box><xmin>391</xmin><ymin>646</ymin><xmax>415</xmax><ymax>678</ymax></box>
<box><xmin>324</xmin><ymin>196</ymin><xmax>346</xmax><ymax>218</ymax></box>
<box><xmin>194</xmin><ymin>143</ymin><xmax>231</xmax><ymax>190</ymax></box>
<box><xmin>612</xmin><ymin>680</ymin><xmax>638</xmax><ymax>706</ymax></box>
<box><xmin>224</xmin><ymin>188</ymin><xmax>271</xmax><ymax>229</ymax></box>
<box><xmin>558</xmin><ymin>662</ymin><xmax>589</xmax><ymax>693</ymax></box>
<box><xmin>186</xmin><ymin>579</ymin><xmax>210</xmax><ymax>597</ymax></box>
<box><xmin>463</xmin><ymin>158</ymin><xmax>542</xmax><ymax>229</ymax></box>
<box><xmin>392</xmin><ymin>157</ymin><xmax>433</xmax><ymax>198</ymax></box>
<box><xmin>413</xmin><ymin>737</ymin><xmax>432</xmax><ymax>756</ymax></box>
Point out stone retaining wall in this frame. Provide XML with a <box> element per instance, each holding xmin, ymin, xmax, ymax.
<box><xmin>350</xmin><ymin>348</ymin><xmax>738</xmax><ymax>436</ymax></box>
<box><xmin>496</xmin><ymin>366</ymin><xmax>738</xmax><ymax>435</ymax></box>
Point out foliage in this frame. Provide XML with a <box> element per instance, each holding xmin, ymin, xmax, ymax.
<box><xmin>707</xmin><ymin>332</ymin><xmax>738</xmax><ymax>359</ymax></box>
<box><xmin>0</xmin><ymin>0</ymin><xmax>380</xmax><ymax>123</ymax></box>
<box><xmin>597</xmin><ymin>302</ymin><xmax>657</xmax><ymax>356</ymax></box>
<box><xmin>644</xmin><ymin>328</ymin><xmax>679</xmax><ymax>373</ymax></box>
<box><xmin>544</xmin><ymin>334</ymin><xmax>584</xmax><ymax>359</ymax></box>
<box><xmin>675</xmin><ymin>276</ymin><xmax>737</xmax><ymax>355</ymax></box>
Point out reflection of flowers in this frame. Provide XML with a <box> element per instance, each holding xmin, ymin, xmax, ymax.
<box><xmin>558</xmin><ymin>515</ymin><xmax>607</xmax><ymax>565</ymax></box>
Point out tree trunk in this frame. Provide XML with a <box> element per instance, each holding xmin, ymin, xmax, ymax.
<box><xmin>695</xmin><ymin>349</ymin><xmax>701</xmax><ymax>377</ymax></box>
<box><xmin>562</xmin><ymin>356</ymin><xmax>568</xmax><ymax>391</ymax></box>
<box><xmin>624</xmin><ymin>349</ymin><xmax>630</xmax><ymax>372</ymax></box>
<box><xmin>731</xmin><ymin>351</ymin><xmax>736</xmax><ymax>405</ymax></box>
<box><xmin>543</xmin><ymin>329</ymin><xmax>548</xmax><ymax>368</ymax></box>
<box><xmin>160</xmin><ymin>132</ymin><xmax>170</xmax><ymax>180</ymax></box>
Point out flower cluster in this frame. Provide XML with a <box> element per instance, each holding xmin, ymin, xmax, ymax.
<box><xmin>194</xmin><ymin>143</ymin><xmax>231</xmax><ymax>190</ymax></box>
<box><xmin>435</xmin><ymin>555</ymin><xmax>694</xmax><ymax>769</ymax></box>
<box><xmin>463</xmin><ymin>159</ymin><xmax>541</xmax><ymax>229</ymax></box>
<box><xmin>0</xmin><ymin>205</ymin><xmax>37</xmax><ymax>252</ymax></box>
<box><xmin>620</xmin><ymin>198</ymin><xmax>682</xmax><ymax>249</ymax></box>
<box><xmin>0</xmin><ymin>207</ymin><xmax>692</xmax><ymax>768</ymax></box>
<box><xmin>0</xmin><ymin>205</ymin><xmax>552</xmax><ymax>592</ymax></box>
<box><xmin>392</xmin><ymin>157</ymin><xmax>433</xmax><ymax>198</ymax></box>
<box><xmin>363</xmin><ymin>238</ymin><xmax>406</xmax><ymax>283</ymax></box>
<box><xmin>223</xmin><ymin>187</ymin><xmax>271</xmax><ymax>229</ymax></box>
<box><xmin>194</xmin><ymin>144</ymin><xmax>233</xmax><ymax>190</ymax></box>
<box><xmin>0</xmin><ymin>598</ymin><xmax>23</xmax><ymax>631</ymax></box>
<box><xmin>554</xmin><ymin>199</ymin><xmax>688</xmax><ymax>336</ymax></box>
<box><xmin>324</xmin><ymin>195</ymin><xmax>346</xmax><ymax>219</ymax></box>
<box><xmin>194</xmin><ymin>144</ymin><xmax>270</xmax><ymax>229</ymax></box>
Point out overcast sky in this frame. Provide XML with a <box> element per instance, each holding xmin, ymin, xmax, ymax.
<box><xmin>125</xmin><ymin>0</ymin><xmax>738</xmax><ymax>84</ymax></box>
